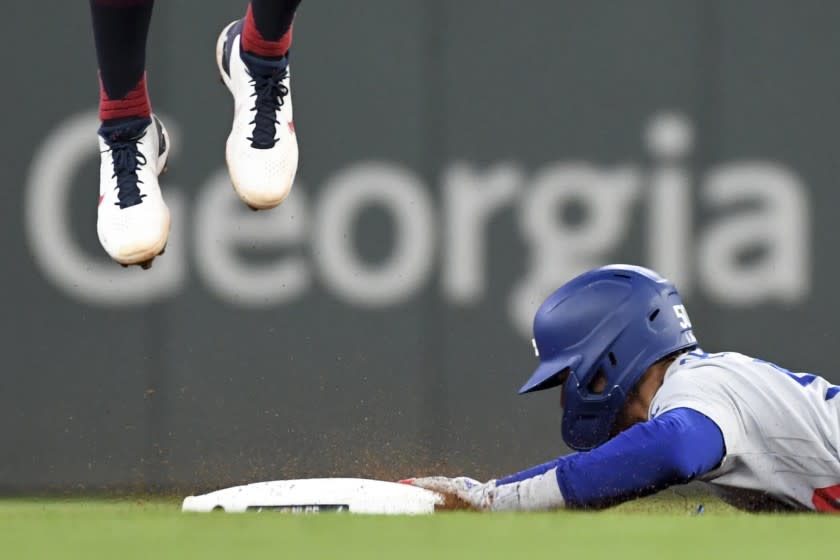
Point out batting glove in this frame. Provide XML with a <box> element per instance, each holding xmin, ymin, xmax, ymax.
<box><xmin>403</xmin><ymin>471</ymin><xmax>565</xmax><ymax>512</ymax></box>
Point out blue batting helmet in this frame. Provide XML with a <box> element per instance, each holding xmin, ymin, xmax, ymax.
<box><xmin>519</xmin><ymin>264</ymin><xmax>697</xmax><ymax>450</ymax></box>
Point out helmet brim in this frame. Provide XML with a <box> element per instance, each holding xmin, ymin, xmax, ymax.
<box><xmin>518</xmin><ymin>356</ymin><xmax>579</xmax><ymax>395</ymax></box>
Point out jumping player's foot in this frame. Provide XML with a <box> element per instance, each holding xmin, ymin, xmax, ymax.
<box><xmin>97</xmin><ymin>115</ymin><xmax>170</xmax><ymax>269</ymax></box>
<box><xmin>216</xmin><ymin>19</ymin><xmax>298</xmax><ymax>210</ymax></box>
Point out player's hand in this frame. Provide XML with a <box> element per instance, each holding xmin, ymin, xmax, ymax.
<box><xmin>400</xmin><ymin>476</ymin><xmax>497</xmax><ymax>511</ymax></box>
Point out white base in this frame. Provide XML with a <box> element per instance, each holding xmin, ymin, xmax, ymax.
<box><xmin>182</xmin><ymin>478</ymin><xmax>442</xmax><ymax>515</ymax></box>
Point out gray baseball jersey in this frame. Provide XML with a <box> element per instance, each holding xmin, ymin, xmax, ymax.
<box><xmin>650</xmin><ymin>350</ymin><xmax>840</xmax><ymax>511</ymax></box>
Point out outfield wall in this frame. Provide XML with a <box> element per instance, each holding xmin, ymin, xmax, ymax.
<box><xmin>2</xmin><ymin>1</ymin><xmax>838</xmax><ymax>492</ymax></box>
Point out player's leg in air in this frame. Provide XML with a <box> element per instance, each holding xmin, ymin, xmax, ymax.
<box><xmin>90</xmin><ymin>0</ymin><xmax>169</xmax><ymax>268</ymax></box>
<box><xmin>217</xmin><ymin>0</ymin><xmax>302</xmax><ymax>210</ymax></box>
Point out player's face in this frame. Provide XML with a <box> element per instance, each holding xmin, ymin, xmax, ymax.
<box><xmin>609</xmin><ymin>359</ymin><xmax>674</xmax><ymax>437</ymax></box>
<box><xmin>611</xmin><ymin>396</ymin><xmax>640</xmax><ymax>437</ymax></box>
<box><xmin>560</xmin><ymin>369</ymin><xmax>606</xmax><ymax>410</ymax></box>
<box><xmin>557</xmin><ymin>369</ymin><xmax>572</xmax><ymax>408</ymax></box>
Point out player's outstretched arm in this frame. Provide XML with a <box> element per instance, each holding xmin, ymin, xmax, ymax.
<box><xmin>406</xmin><ymin>407</ymin><xmax>725</xmax><ymax>511</ymax></box>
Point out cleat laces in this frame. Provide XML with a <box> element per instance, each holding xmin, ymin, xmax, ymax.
<box><xmin>102</xmin><ymin>129</ymin><xmax>148</xmax><ymax>209</ymax></box>
<box><xmin>247</xmin><ymin>64</ymin><xmax>289</xmax><ymax>149</ymax></box>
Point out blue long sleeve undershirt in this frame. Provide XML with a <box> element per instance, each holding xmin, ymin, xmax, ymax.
<box><xmin>496</xmin><ymin>408</ymin><xmax>725</xmax><ymax>509</ymax></box>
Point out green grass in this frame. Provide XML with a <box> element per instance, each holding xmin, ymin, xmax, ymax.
<box><xmin>0</xmin><ymin>493</ymin><xmax>833</xmax><ymax>559</ymax></box>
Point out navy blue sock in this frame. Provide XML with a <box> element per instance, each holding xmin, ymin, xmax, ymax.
<box><xmin>249</xmin><ymin>0</ymin><xmax>302</xmax><ymax>41</ymax></box>
<box><xmin>90</xmin><ymin>0</ymin><xmax>154</xmax><ymax>101</ymax></box>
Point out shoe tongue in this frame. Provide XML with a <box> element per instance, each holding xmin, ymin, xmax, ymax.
<box><xmin>98</xmin><ymin>117</ymin><xmax>152</xmax><ymax>142</ymax></box>
<box><xmin>241</xmin><ymin>49</ymin><xmax>289</xmax><ymax>76</ymax></box>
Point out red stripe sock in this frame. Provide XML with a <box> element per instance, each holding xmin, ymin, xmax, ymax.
<box><xmin>99</xmin><ymin>73</ymin><xmax>151</xmax><ymax>122</ymax></box>
<box><xmin>241</xmin><ymin>4</ymin><xmax>293</xmax><ymax>58</ymax></box>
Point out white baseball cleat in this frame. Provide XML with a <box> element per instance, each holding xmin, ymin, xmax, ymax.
<box><xmin>216</xmin><ymin>19</ymin><xmax>298</xmax><ymax>211</ymax></box>
<box><xmin>97</xmin><ymin>115</ymin><xmax>170</xmax><ymax>269</ymax></box>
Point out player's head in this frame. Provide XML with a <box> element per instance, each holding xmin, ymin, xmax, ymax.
<box><xmin>519</xmin><ymin>264</ymin><xmax>698</xmax><ymax>451</ymax></box>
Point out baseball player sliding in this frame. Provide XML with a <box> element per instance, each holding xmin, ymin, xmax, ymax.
<box><xmin>404</xmin><ymin>264</ymin><xmax>840</xmax><ymax>512</ymax></box>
